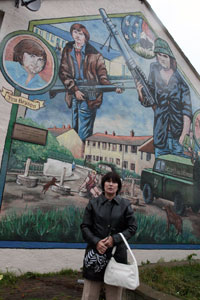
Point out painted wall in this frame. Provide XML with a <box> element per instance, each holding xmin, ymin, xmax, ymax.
<box><xmin>0</xmin><ymin>0</ymin><xmax>200</xmax><ymax>254</ymax></box>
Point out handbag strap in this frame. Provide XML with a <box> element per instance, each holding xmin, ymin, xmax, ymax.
<box><xmin>119</xmin><ymin>232</ymin><xmax>138</xmax><ymax>266</ymax></box>
<box><xmin>111</xmin><ymin>233</ymin><xmax>138</xmax><ymax>267</ymax></box>
<box><xmin>111</xmin><ymin>246</ymin><xmax>117</xmax><ymax>255</ymax></box>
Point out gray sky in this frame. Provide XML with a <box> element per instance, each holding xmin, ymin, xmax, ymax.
<box><xmin>148</xmin><ymin>0</ymin><xmax>200</xmax><ymax>74</ymax></box>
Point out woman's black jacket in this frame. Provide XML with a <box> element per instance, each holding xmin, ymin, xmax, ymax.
<box><xmin>80</xmin><ymin>194</ymin><xmax>137</xmax><ymax>281</ymax></box>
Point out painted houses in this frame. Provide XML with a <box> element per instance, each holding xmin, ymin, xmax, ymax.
<box><xmin>48</xmin><ymin>125</ymin><xmax>83</xmax><ymax>158</ymax></box>
<box><xmin>84</xmin><ymin>130</ymin><xmax>153</xmax><ymax>175</ymax></box>
<box><xmin>138</xmin><ymin>136</ymin><xmax>154</xmax><ymax>175</ymax></box>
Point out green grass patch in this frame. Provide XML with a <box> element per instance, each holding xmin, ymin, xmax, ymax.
<box><xmin>140</xmin><ymin>261</ymin><xmax>200</xmax><ymax>300</ymax></box>
<box><xmin>129</xmin><ymin>211</ymin><xmax>200</xmax><ymax>244</ymax></box>
<box><xmin>0</xmin><ymin>206</ymin><xmax>84</xmax><ymax>243</ymax></box>
<box><xmin>0</xmin><ymin>208</ymin><xmax>199</xmax><ymax>244</ymax></box>
<box><xmin>0</xmin><ymin>262</ymin><xmax>199</xmax><ymax>300</ymax></box>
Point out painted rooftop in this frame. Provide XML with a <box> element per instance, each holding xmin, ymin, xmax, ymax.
<box><xmin>86</xmin><ymin>132</ymin><xmax>152</xmax><ymax>146</ymax></box>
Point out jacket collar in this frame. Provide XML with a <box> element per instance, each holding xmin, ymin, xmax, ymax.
<box><xmin>71</xmin><ymin>44</ymin><xmax>86</xmax><ymax>60</ymax></box>
<box><xmin>66</xmin><ymin>41</ymin><xmax>98</xmax><ymax>55</ymax></box>
<box><xmin>100</xmin><ymin>193</ymin><xmax>120</xmax><ymax>205</ymax></box>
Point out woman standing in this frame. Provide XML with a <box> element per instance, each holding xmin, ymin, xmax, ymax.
<box><xmin>81</xmin><ymin>171</ymin><xmax>137</xmax><ymax>300</ymax></box>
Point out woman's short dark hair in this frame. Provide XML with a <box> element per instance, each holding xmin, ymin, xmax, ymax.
<box><xmin>101</xmin><ymin>172</ymin><xmax>122</xmax><ymax>195</ymax></box>
<box><xmin>13</xmin><ymin>39</ymin><xmax>47</xmax><ymax>71</ymax></box>
<box><xmin>70</xmin><ymin>23</ymin><xmax>90</xmax><ymax>42</ymax></box>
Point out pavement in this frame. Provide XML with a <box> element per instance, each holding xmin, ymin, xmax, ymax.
<box><xmin>0</xmin><ymin>248</ymin><xmax>199</xmax><ymax>275</ymax></box>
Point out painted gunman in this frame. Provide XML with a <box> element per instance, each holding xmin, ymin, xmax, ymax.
<box><xmin>99</xmin><ymin>8</ymin><xmax>193</xmax><ymax>159</ymax></box>
<box><xmin>59</xmin><ymin>23</ymin><xmax>122</xmax><ymax>144</ymax></box>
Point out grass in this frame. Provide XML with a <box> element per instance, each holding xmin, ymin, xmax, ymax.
<box><xmin>0</xmin><ymin>258</ymin><xmax>199</xmax><ymax>300</ymax></box>
<box><xmin>0</xmin><ymin>206</ymin><xmax>85</xmax><ymax>243</ymax></box>
<box><xmin>0</xmin><ymin>208</ymin><xmax>199</xmax><ymax>245</ymax></box>
<box><xmin>140</xmin><ymin>257</ymin><xmax>200</xmax><ymax>300</ymax></box>
<box><xmin>129</xmin><ymin>211</ymin><xmax>200</xmax><ymax>244</ymax></box>
<box><xmin>0</xmin><ymin>268</ymin><xmax>79</xmax><ymax>287</ymax></box>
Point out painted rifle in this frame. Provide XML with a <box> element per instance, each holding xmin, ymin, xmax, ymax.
<box><xmin>49</xmin><ymin>80</ymin><xmax>135</xmax><ymax>99</ymax></box>
<box><xmin>99</xmin><ymin>8</ymin><xmax>154</xmax><ymax>107</ymax></box>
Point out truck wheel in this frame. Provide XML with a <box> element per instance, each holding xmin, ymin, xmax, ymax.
<box><xmin>173</xmin><ymin>193</ymin><xmax>185</xmax><ymax>216</ymax></box>
<box><xmin>143</xmin><ymin>183</ymin><xmax>153</xmax><ymax>204</ymax></box>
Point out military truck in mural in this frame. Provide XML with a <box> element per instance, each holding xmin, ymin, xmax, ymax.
<box><xmin>140</xmin><ymin>155</ymin><xmax>200</xmax><ymax>215</ymax></box>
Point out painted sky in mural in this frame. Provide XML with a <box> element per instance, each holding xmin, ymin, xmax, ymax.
<box><xmin>26</xmin><ymin>16</ymin><xmax>156</xmax><ymax>136</ymax></box>
<box><xmin>25</xmin><ymin>15</ymin><xmax>200</xmax><ymax>138</ymax></box>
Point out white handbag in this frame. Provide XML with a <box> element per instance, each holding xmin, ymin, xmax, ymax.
<box><xmin>104</xmin><ymin>233</ymin><xmax>139</xmax><ymax>290</ymax></box>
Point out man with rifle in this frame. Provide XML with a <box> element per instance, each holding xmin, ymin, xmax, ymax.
<box><xmin>59</xmin><ymin>23</ymin><xmax>121</xmax><ymax>145</ymax></box>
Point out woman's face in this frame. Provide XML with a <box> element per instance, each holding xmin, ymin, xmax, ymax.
<box><xmin>23</xmin><ymin>52</ymin><xmax>45</xmax><ymax>74</ymax></box>
<box><xmin>104</xmin><ymin>179</ymin><xmax>118</xmax><ymax>196</ymax></box>
<box><xmin>157</xmin><ymin>52</ymin><xmax>170</xmax><ymax>70</ymax></box>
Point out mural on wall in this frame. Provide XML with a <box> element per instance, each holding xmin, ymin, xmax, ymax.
<box><xmin>0</xmin><ymin>8</ymin><xmax>200</xmax><ymax>248</ymax></box>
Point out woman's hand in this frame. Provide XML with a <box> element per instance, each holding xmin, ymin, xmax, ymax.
<box><xmin>96</xmin><ymin>238</ymin><xmax>108</xmax><ymax>254</ymax></box>
<box><xmin>104</xmin><ymin>236</ymin><xmax>114</xmax><ymax>248</ymax></box>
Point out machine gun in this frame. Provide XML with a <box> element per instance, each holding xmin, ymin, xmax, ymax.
<box><xmin>49</xmin><ymin>81</ymin><xmax>135</xmax><ymax>99</ymax></box>
<box><xmin>99</xmin><ymin>8</ymin><xmax>155</xmax><ymax>107</ymax></box>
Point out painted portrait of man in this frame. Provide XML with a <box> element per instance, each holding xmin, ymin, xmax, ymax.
<box><xmin>2</xmin><ymin>33</ymin><xmax>56</xmax><ymax>93</ymax></box>
<box><xmin>6</xmin><ymin>39</ymin><xmax>47</xmax><ymax>89</ymax></box>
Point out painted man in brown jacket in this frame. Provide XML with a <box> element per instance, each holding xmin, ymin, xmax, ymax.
<box><xmin>59</xmin><ymin>23</ymin><xmax>121</xmax><ymax>143</ymax></box>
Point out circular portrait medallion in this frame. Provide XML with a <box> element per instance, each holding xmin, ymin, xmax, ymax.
<box><xmin>0</xmin><ymin>30</ymin><xmax>58</xmax><ymax>95</ymax></box>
